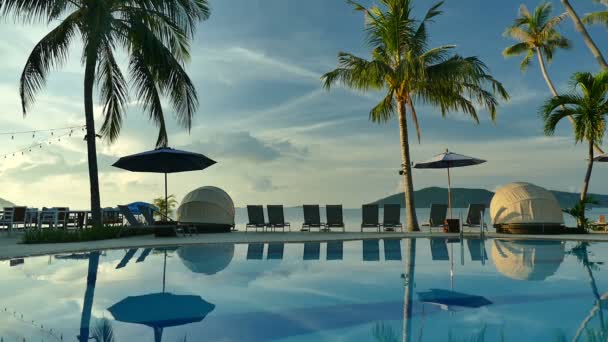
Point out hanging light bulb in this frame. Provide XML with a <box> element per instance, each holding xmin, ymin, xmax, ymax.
<box><xmin>11</xmin><ymin>135</ymin><xmax>14</xmax><ymax>140</ymax></box>
<box><xmin>51</xmin><ymin>131</ymin><xmax>54</xmax><ymax>136</ymax></box>
<box><xmin>32</xmin><ymin>133</ymin><xmax>35</xmax><ymax>138</ymax></box>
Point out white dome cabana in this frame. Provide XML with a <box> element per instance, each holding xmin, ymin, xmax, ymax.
<box><xmin>177</xmin><ymin>186</ymin><xmax>235</xmax><ymax>232</ymax></box>
<box><xmin>491</xmin><ymin>240</ymin><xmax>565</xmax><ymax>281</ymax></box>
<box><xmin>490</xmin><ymin>182</ymin><xmax>564</xmax><ymax>234</ymax></box>
<box><xmin>177</xmin><ymin>244</ymin><xmax>234</xmax><ymax>275</ymax></box>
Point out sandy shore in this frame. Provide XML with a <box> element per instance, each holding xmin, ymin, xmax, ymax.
<box><xmin>1</xmin><ymin>230</ymin><xmax>608</xmax><ymax>260</ymax></box>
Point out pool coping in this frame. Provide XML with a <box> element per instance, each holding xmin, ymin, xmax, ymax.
<box><xmin>2</xmin><ymin>231</ymin><xmax>608</xmax><ymax>260</ymax></box>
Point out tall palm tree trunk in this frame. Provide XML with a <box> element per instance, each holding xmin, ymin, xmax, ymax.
<box><xmin>397</xmin><ymin>100</ymin><xmax>420</xmax><ymax>232</ymax></box>
<box><xmin>582</xmin><ymin>245</ymin><xmax>606</xmax><ymax>331</ymax></box>
<box><xmin>580</xmin><ymin>141</ymin><xmax>595</xmax><ymax>225</ymax></box>
<box><xmin>84</xmin><ymin>52</ymin><xmax>102</xmax><ymax>227</ymax></box>
<box><xmin>402</xmin><ymin>238</ymin><xmax>416</xmax><ymax>342</ymax></box>
<box><xmin>536</xmin><ymin>48</ymin><xmax>605</xmax><ymax>154</ymax></box>
<box><xmin>562</xmin><ymin>0</ymin><xmax>608</xmax><ymax>69</ymax></box>
<box><xmin>581</xmin><ymin>141</ymin><xmax>594</xmax><ymax>202</ymax></box>
<box><xmin>79</xmin><ymin>251</ymin><xmax>100</xmax><ymax>342</ymax></box>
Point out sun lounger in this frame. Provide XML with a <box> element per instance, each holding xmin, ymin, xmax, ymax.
<box><xmin>267</xmin><ymin>243</ymin><xmax>285</xmax><ymax>260</ymax></box>
<box><xmin>463</xmin><ymin>204</ymin><xmax>486</xmax><ymax>227</ymax></box>
<box><xmin>422</xmin><ymin>204</ymin><xmax>448</xmax><ymax>231</ymax></box>
<box><xmin>116</xmin><ymin>249</ymin><xmax>138</xmax><ymax>269</ymax></box>
<box><xmin>326</xmin><ymin>241</ymin><xmax>344</xmax><ymax>260</ymax></box>
<box><xmin>247</xmin><ymin>243</ymin><xmax>264</xmax><ymax>260</ymax></box>
<box><xmin>246</xmin><ymin>205</ymin><xmax>267</xmax><ymax>231</ymax></box>
<box><xmin>363</xmin><ymin>239</ymin><xmax>380</xmax><ymax>261</ymax></box>
<box><xmin>136</xmin><ymin>248</ymin><xmax>152</xmax><ymax>263</ymax></box>
<box><xmin>302</xmin><ymin>205</ymin><xmax>325</xmax><ymax>231</ymax></box>
<box><xmin>38</xmin><ymin>207</ymin><xmax>68</xmax><ymax>229</ymax></box>
<box><xmin>467</xmin><ymin>239</ymin><xmax>488</xmax><ymax>263</ymax></box>
<box><xmin>361</xmin><ymin>204</ymin><xmax>381</xmax><ymax>232</ymax></box>
<box><xmin>303</xmin><ymin>242</ymin><xmax>321</xmax><ymax>260</ymax></box>
<box><xmin>382</xmin><ymin>204</ymin><xmax>403</xmax><ymax>232</ymax></box>
<box><xmin>118</xmin><ymin>205</ymin><xmax>142</xmax><ymax>227</ymax></box>
<box><xmin>326</xmin><ymin>205</ymin><xmax>345</xmax><ymax>232</ymax></box>
<box><xmin>384</xmin><ymin>239</ymin><xmax>402</xmax><ymax>260</ymax></box>
<box><xmin>430</xmin><ymin>238</ymin><xmax>450</xmax><ymax>261</ymax></box>
<box><xmin>0</xmin><ymin>206</ymin><xmax>27</xmax><ymax>231</ymax></box>
<box><xmin>267</xmin><ymin>205</ymin><xmax>290</xmax><ymax>232</ymax></box>
<box><xmin>138</xmin><ymin>205</ymin><xmax>156</xmax><ymax>226</ymax></box>
<box><xmin>25</xmin><ymin>208</ymin><xmax>38</xmax><ymax>228</ymax></box>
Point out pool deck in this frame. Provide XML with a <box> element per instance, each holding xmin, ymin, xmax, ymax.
<box><xmin>2</xmin><ymin>230</ymin><xmax>608</xmax><ymax>260</ymax></box>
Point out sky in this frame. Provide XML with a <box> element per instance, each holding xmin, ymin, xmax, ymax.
<box><xmin>1</xmin><ymin>0</ymin><xmax>608</xmax><ymax>209</ymax></box>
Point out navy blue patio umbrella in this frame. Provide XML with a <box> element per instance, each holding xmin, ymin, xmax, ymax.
<box><xmin>417</xmin><ymin>288</ymin><xmax>492</xmax><ymax>311</ymax></box>
<box><xmin>112</xmin><ymin>147</ymin><xmax>216</xmax><ymax>219</ymax></box>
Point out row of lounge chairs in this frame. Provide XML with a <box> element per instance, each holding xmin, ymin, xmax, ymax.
<box><xmin>246</xmin><ymin>204</ymin><xmax>403</xmax><ymax>232</ymax></box>
<box><xmin>0</xmin><ymin>206</ymin><xmax>123</xmax><ymax>230</ymax></box>
<box><xmin>422</xmin><ymin>203</ymin><xmax>486</xmax><ymax>230</ymax></box>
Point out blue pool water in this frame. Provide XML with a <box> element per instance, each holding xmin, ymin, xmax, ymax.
<box><xmin>1</xmin><ymin>238</ymin><xmax>607</xmax><ymax>341</ymax></box>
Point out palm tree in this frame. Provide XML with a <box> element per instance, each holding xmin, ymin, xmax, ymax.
<box><xmin>79</xmin><ymin>251</ymin><xmax>100</xmax><ymax>342</ymax></box>
<box><xmin>322</xmin><ymin>0</ymin><xmax>508</xmax><ymax>231</ymax></box>
<box><xmin>0</xmin><ymin>0</ymin><xmax>210</xmax><ymax>227</ymax></box>
<box><xmin>583</xmin><ymin>0</ymin><xmax>608</xmax><ymax>27</ymax></box>
<box><xmin>542</xmin><ymin>70</ymin><xmax>608</xmax><ymax>223</ymax></box>
<box><xmin>153</xmin><ymin>194</ymin><xmax>178</xmax><ymax>220</ymax></box>
<box><xmin>503</xmin><ymin>3</ymin><xmax>570</xmax><ymax>100</ymax></box>
<box><xmin>561</xmin><ymin>0</ymin><xmax>608</xmax><ymax>70</ymax></box>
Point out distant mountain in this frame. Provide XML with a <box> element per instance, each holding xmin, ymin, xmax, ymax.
<box><xmin>372</xmin><ymin>187</ymin><xmax>608</xmax><ymax>208</ymax></box>
<box><xmin>0</xmin><ymin>198</ymin><xmax>15</xmax><ymax>208</ymax></box>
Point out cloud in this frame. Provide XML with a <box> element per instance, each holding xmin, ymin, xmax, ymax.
<box><xmin>185</xmin><ymin>131</ymin><xmax>309</xmax><ymax>163</ymax></box>
<box><xmin>249</xmin><ymin>176</ymin><xmax>280</xmax><ymax>192</ymax></box>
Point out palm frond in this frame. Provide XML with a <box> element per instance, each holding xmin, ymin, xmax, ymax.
<box><xmin>97</xmin><ymin>42</ymin><xmax>128</xmax><ymax>143</ymax></box>
<box><xmin>0</xmin><ymin>0</ymin><xmax>72</xmax><ymax>23</ymax></box>
<box><xmin>19</xmin><ymin>11</ymin><xmax>80</xmax><ymax>115</ymax></box>
<box><xmin>370</xmin><ymin>90</ymin><xmax>396</xmax><ymax>123</ymax></box>
<box><xmin>129</xmin><ymin>52</ymin><xmax>168</xmax><ymax>148</ymax></box>
<box><xmin>322</xmin><ymin>52</ymin><xmax>391</xmax><ymax>91</ymax></box>
<box><xmin>583</xmin><ymin>11</ymin><xmax>608</xmax><ymax>26</ymax></box>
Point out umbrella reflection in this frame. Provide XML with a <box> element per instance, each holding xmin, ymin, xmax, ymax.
<box><xmin>109</xmin><ymin>249</ymin><xmax>217</xmax><ymax>341</ymax></box>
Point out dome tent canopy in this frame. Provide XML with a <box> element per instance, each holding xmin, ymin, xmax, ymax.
<box><xmin>491</xmin><ymin>240</ymin><xmax>565</xmax><ymax>281</ymax></box>
<box><xmin>177</xmin><ymin>186</ymin><xmax>235</xmax><ymax>232</ymax></box>
<box><xmin>490</xmin><ymin>182</ymin><xmax>564</xmax><ymax>233</ymax></box>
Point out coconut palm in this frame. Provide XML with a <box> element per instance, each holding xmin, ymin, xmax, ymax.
<box><xmin>322</xmin><ymin>0</ymin><xmax>508</xmax><ymax>231</ymax></box>
<box><xmin>561</xmin><ymin>0</ymin><xmax>608</xmax><ymax>70</ymax></box>
<box><xmin>503</xmin><ymin>3</ymin><xmax>570</xmax><ymax>99</ymax></box>
<box><xmin>0</xmin><ymin>0</ymin><xmax>210</xmax><ymax>227</ymax></box>
<box><xmin>542</xmin><ymin>71</ymin><xmax>608</xmax><ymax>222</ymax></box>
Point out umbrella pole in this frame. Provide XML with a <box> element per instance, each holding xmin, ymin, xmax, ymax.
<box><xmin>164</xmin><ymin>173</ymin><xmax>168</xmax><ymax>220</ymax></box>
<box><xmin>162</xmin><ymin>250</ymin><xmax>167</xmax><ymax>293</ymax></box>
<box><xmin>447</xmin><ymin>167</ymin><xmax>453</xmax><ymax>219</ymax></box>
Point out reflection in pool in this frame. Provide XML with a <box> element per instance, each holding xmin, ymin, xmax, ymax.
<box><xmin>1</xmin><ymin>238</ymin><xmax>607</xmax><ymax>341</ymax></box>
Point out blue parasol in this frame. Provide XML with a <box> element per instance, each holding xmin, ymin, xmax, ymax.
<box><xmin>127</xmin><ymin>202</ymin><xmax>159</xmax><ymax>215</ymax></box>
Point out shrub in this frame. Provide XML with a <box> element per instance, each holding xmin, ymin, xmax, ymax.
<box><xmin>21</xmin><ymin>226</ymin><xmax>152</xmax><ymax>244</ymax></box>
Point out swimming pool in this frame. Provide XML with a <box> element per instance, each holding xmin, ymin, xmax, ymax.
<box><xmin>1</xmin><ymin>238</ymin><xmax>606</xmax><ymax>341</ymax></box>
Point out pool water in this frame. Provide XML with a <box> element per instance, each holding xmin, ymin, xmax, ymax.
<box><xmin>1</xmin><ymin>238</ymin><xmax>607</xmax><ymax>341</ymax></box>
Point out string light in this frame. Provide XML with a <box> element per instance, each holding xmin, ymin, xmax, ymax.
<box><xmin>0</xmin><ymin>124</ymin><xmax>85</xmax><ymax>137</ymax></box>
<box><xmin>0</xmin><ymin>130</ymin><xmax>80</xmax><ymax>160</ymax></box>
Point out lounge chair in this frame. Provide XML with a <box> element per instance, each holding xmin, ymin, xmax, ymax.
<box><xmin>363</xmin><ymin>239</ymin><xmax>380</xmax><ymax>261</ymax></box>
<box><xmin>0</xmin><ymin>207</ymin><xmax>27</xmax><ymax>231</ymax></box>
<box><xmin>384</xmin><ymin>239</ymin><xmax>402</xmax><ymax>260</ymax></box>
<box><xmin>361</xmin><ymin>204</ymin><xmax>380</xmax><ymax>232</ymax></box>
<box><xmin>267</xmin><ymin>242</ymin><xmax>285</xmax><ymax>260</ymax></box>
<box><xmin>303</xmin><ymin>242</ymin><xmax>321</xmax><ymax>260</ymax></box>
<box><xmin>326</xmin><ymin>241</ymin><xmax>344</xmax><ymax>260</ymax></box>
<box><xmin>102</xmin><ymin>208</ymin><xmax>122</xmax><ymax>226</ymax></box>
<box><xmin>38</xmin><ymin>207</ymin><xmax>68</xmax><ymax>229</ymax></box>
<box><xmin>382</xmin><ymin>204</ymin><xmax>403</xmax><ymax>232</ymax></box>
<box><xmin>136</xmin><ymin>248</ymin><xmax>152</xmax><ymax>263</ymax></box>
<box><xmin>116</xmin><ymin>249</ymin><xmax>138</xmax><ymax>269</ymax></box>
<box><xmin>467</xmin><ymin>239</ymin><xmax>488</xmax><ymax>263</ymax></box>
<box><xmin>422</xmin><ymin>204</ymin><xmax>448</xmax><ymax>232</ymax></box>
<box><xmin>302</xmin><ymin>205</ymin><xmax>325</xmax><ymax>231</ymax></box>
<box><xmin>247</xmin><ymin>243</ymin><xmax>264</xmax><ymax>260</ymax></box>
<box><xmin>25</xmin><ymin>208</ymin><xmax>38</xmax><ymax>229</ymax></box>
<box><xmin>246</xmin><ymin>205</ymin><xmax>266</xmax><ymax>231</ymax></box>
<box><xmin>118</xmin><ymin>205</ymin><xmax>142</xmax><ymax>227</ymax></box>
<box><xmin>326</xmin><ymin>205</ymin><xmax>345</xmax><ymax>232</ymax></box>
<box><xmin>267</xmin><ymin>205</ymin><xmax>290</xmax><ymax>232</ymax></box>
<box><xmin>464</xmin><ymin>204</ymin><xmax>486</xmax><ymax>228</ymax></box>
<box><xmin>430</xmin><ymin>238</ymin><xmax>450</xmax><ymax>261</ymax></box>
<box><xmin>139</xmin><ymin>205</ymin><xmax>156</xmax><ymax>226</ymax></box>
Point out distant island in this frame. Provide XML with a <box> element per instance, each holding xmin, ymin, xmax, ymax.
<box><xmin>372</xmin><ymin>187</ymin><xmax>608</xmax><ymax>209</ymax></box>
<box><xmin>0</xmin><ymin>198</ymin><xmax>14</xmax><ymax>209</ymax></box>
